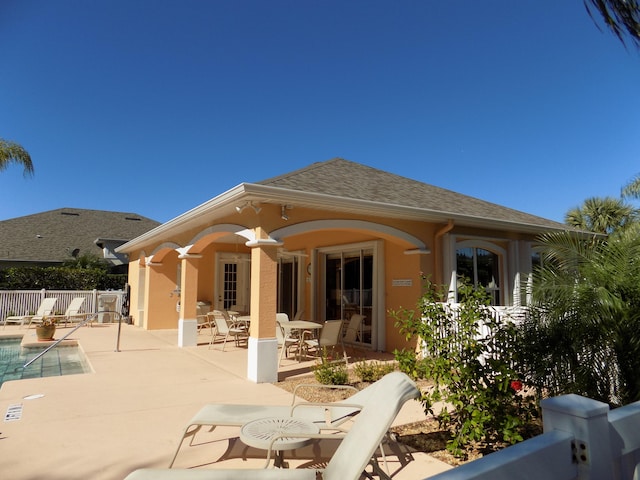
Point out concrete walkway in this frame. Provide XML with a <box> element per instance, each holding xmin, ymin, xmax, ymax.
<box><xmin>0</xmin><ymin>324</ymin><xmax>451</xmax><ymax>479</ymax></box>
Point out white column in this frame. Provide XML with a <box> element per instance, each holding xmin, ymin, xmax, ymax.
<box><xmin>178</xmin><ymin>319</ymin><xmax>198</xmax><ymax>347</ymax></box>
<box><xmin>247</xmin><ymin>336</ymin><xmax>278</xmax><ymax>383</ymax></box>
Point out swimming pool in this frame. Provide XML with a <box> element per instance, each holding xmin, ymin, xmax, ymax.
<box><xmin>0</xmin><ymin>336</ymin><xmax>91</xmax><ymax>388</ymax></box>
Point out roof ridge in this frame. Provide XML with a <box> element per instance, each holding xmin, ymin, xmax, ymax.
<box><xmin>257</xmin><ymin>157</ymin><xmax>348</xmax><ymax>185</ymax></box>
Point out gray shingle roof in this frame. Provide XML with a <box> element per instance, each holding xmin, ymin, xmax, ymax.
<box><xmin>0</xmin><ymin>208</ymin><xmax>160</xmax><ymax>263</ymax></box>
<box><xmin>257</xmin><ymin>158</ymin><xmax>567</xmax><ymax>230</ymax></box>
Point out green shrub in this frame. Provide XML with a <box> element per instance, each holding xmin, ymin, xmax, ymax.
<box><xmin>353</xmin><ymin>360</ymin><xmax>396</xmax><ymax>382</ymax></box>
<box><xmin>312</xmin><ymin>347</ymin><xmax>349</xmax><ymax>385</ymax></box>
<box><xmin>391</xmin><ymin>277</ymin><xmax>537</xmax><ymax>457</ymax></box>
<box><xmin>0</xmin><ymin>266</ymin><xmax>126</xmax><ymax>290</ymax></box>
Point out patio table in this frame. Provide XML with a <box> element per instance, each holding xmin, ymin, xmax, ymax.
<box><xmin>240</xmin><ymin>416</ymin><xmax>319</xmax><ymax>468</ymax></box>
<box><xmin>280</xmin><ymin>320</ymin><xmax>323</xmax><ymax>361</ymax></box>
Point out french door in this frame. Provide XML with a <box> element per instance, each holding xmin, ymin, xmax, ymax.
<box><xmin>216</xmin><ymin>253</ymin><xmax>250</xmax><ymax>312</ymax></box>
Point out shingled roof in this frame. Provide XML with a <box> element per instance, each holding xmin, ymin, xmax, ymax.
<box><xmin>257</xmin><ymin>158</ymin><xmax>567</xmax><ymax>230</ymax></box>
<box><xmin>0</xmin><ymin>208</ymin><xmax>160</xmax><ymax>264</ymax></box>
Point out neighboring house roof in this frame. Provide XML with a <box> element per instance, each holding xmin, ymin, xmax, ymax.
<box><xmin>0</xmin><ymin>208</ymin><xmax>160</xmax><ymax>264</ymax></box>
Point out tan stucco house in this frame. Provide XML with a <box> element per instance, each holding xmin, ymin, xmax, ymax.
<box><xmin>117</xmin><ymin>158</ymin><xmax>569</xmax><ymax>382</ymax></box>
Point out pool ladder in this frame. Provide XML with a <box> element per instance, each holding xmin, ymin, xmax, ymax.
<box><xmin>22</xmin><ymin>310</ymin><xmax>123</xmax><ymax>369</ymax></box>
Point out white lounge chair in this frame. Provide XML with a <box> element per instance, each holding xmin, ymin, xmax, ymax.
<box><xmin>125</xmin><ymin>371</ymin><xmax>420</xmax><ymax>480</ymax></box>
<box><xmin>2</xmin><ymin>297</ymin><xmax>58</xmax><ymax>329</ymax></box>
<box><xmin>51</xmin><ymin>297</ymin><xmax>89</xmax><ymax>327</ymax></box>
<box><xmin>168</xmin><ymin>381</ymin><xmax>368</xmax><ymax>468</ymax></box>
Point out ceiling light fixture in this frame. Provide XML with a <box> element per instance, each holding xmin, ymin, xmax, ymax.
<box><xmin>281</xmin><ymin>205</ymin><xmax>289</xmax><ymax>221</ymax></box>
<box><xmin>235</xmin><ymin>201</ymin><xmax>261</xmax><ymax>214</ymax></box>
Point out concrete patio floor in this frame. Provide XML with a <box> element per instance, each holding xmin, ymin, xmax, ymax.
<box><xmin>0</xmin><ymin>323</ymin><xmax>452</xmax><ymax>479</ymax></box>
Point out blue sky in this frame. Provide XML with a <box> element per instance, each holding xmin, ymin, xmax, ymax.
<box><xmin>1</xmin><ymin>0</ymin><xmax>639</xmax><ymax>224</ymax></box>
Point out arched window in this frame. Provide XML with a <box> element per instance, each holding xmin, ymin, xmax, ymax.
<box><xmin>456</xmin><ymin>245</ymin><xmax>502</xmax><ymax>305</ymax></box>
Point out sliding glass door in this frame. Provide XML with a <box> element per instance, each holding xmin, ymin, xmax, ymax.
<box><xmin>322</xmin><ymin>245</ymin><xmax>374</xmax><ymax>348</ymax></box>
<box><xmin>278</xmin><ymin>254</ymin><xmax>302</xmax><ymax>320</ymax></box>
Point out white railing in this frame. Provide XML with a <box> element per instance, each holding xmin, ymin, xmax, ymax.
<box><xmin>426</xmin><ymin>394</ymin><xmax>640</xmax><ymax>480</ymax></box>
<box><xmin>0</xmin><ymin>289</ymin><xmax>125</xmax><ymax>319</ymax></box>
<box><xmin>420</xmin><ymin>303</ymin><xmax>527</xmax><ymax>359</ymax></box>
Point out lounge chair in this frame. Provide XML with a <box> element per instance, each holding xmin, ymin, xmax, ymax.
<box><xmin>167</xmin><ymin>371</ymin><xmax>406</xmax><ymax>469</ymax></box>
<box><xmin>2</xmin><ymin>297</ymin><xmax>58</xmax><ymax>329</ymax></box>
<box><xmin>125</xmin><ymin>371</ymin><xmax>420</xmax><ymax>480</ymax></box>
<box><xmin>51</xmin><ymin>297</ymin><xmax>89</xmax><ymax>327</ymax></box>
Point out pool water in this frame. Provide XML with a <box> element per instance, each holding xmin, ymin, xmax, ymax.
<box><xmin>0</xmin><ymin>337</ymin><xmax>90</xmax><ymax>388</ymax></box>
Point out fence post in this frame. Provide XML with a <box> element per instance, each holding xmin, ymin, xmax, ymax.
<box><xmin>542</xmin><ymin>394</ymin><xmax>614</xmax><ymax>480</ymax></box>
<box><xmin>92</xmin><ymin>289</ymin><xmax>98</xmax><ymax>313</ymax></box>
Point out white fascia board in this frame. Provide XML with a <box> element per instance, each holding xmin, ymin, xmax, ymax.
<box><xmin>117</xmin><ymin>182</ymin><xmax>576</xmax><ymax>255</ymax></box>
<box><xmin>117</xmin><ymin>184</ymin><xmax>248</xmax><ymax>253</ymax></box>
<box><xmin>242</xmin><ymin>184</ymin><xmax>571</xmax><ymax>235</ymax></box>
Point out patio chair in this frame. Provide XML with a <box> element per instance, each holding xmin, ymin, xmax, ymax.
<box><xmin>3</xmin><ymin>297</ymin><xmax>58</xmax><ymax>329</ymax></box>
<box><xmin>208</xmin><ymin>310</ymin><xmax>248</xmax><ymax>351</ymax></box>
<box><xmin>276</xmin><ymin>315</ymin><xmax>301</xmax><ymax>366</ymax></box>
<box><xmin>51</xmin><ymin>297</ymin><xmax>89</xmax><ymax>327</ymax></box>
<box><xmin>343</xmin><ymin>313</ymin><xmax>364</xmax><ymax>345</ymax></box>
<box><xmin>196</xmin><ymin>314</ymin><xmax>213</xmax><ymax>336</ymax></box>
<box><xmin>126</xmin><ymin>372</ymin><xmax>420</xmax><ymax>480</ymax></box>
<box><xmin>304</xmin><ymin>319</ymin><xmax>346</xmax><ymax>361</ymax></box>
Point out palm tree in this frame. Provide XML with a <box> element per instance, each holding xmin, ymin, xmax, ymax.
<box><xmin>564</xmin><ymin>196</ymin><xmax>637</xmax><ymax>234</ymax></box>
<box><xmin>0</xmin><ymin>138</ymin><xmax>34</xmax><ymax>176</ymax></box>
<box><xmin>622</xmin><ymin>174</ymin><xmax>640</xmax><ymax>200</ymax></box>
<box><xmin>584</xmin><ymin>0</ymin><xmax>640</xmax><ymax>49</ymax></box>
<box><xmin>519</xmin><ymin>227</ymin><xmax>640</xmax><ymax>406</ymax></box>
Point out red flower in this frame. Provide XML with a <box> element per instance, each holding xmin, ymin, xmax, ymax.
<box><xmin>510</xmin><ymin>380</ymin><xmax>523</xmax><ymax>392</ymax></box>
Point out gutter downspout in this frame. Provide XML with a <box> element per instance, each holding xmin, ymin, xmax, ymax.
<box><xmin>434</xmin><ymin>219</ymin><xmax>454</xmax><ymax>286</ymax></box>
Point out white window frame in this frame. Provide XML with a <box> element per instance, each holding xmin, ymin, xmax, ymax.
<box><xmin>447</xmin><ymin>236</ymin><xmax>509</xmax><ymax>306</ymax></box>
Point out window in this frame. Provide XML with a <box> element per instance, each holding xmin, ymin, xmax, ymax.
<box><xmin>456</xmin><ymin>246</ymin><xmax>501</xmax><ymax>305</ymax></box>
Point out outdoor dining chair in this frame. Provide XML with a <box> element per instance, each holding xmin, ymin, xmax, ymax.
<box><xmin>304</xmin><ymin>319</ymin><xmax>346</xmax><ymax>361</ymax></box>
<box><xmin>276</xmin><ymin>314</ymin><xmax>301</xmax><ymax>365</ymax></box>
<box><xmin>196</xmin><ymin>314</ymin><xmax>213</xmax><ymax>336</ymax></box>
<box><xmin>208</xmin><ymin>310</ymin><xmax>248</xmax><ymax>351</ymax></box>
<box><xmin>343</xmin><ymin>313</ymin><xmax>364</xmax><ymax>345</ymax></box>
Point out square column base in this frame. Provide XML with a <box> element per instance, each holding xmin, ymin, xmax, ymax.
<box><xmin>178</xmin><ymin>318</ymin><xmax>198</xmax><ymax>347</ymax></box>
<box><xmin>247</xmin><ymin>336</ymin><xmax>278</xmax><ymax>383</ymax></box>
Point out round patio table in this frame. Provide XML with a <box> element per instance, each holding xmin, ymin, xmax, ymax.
<box><xmin>240</xmin><ymin>416</ymin><xmax>319</xmax><ymax>468</ymax></box>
